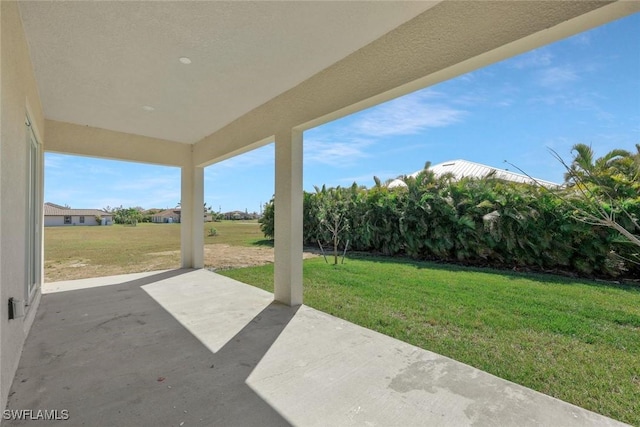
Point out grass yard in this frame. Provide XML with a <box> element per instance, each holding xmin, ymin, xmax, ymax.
<box><xmin>44</xmin><ymin>220</ymin><xmax>267</xmax><ymax>281</ymax></box>
<box><xmin>203</xmin><ymin>220</ymin><xmax>271</xmax><ymax>247</ymax></box>
<box><xmin>220</xmin><ymin>255</ymin><xmax>640</xmax><ymax>425</ymax></box>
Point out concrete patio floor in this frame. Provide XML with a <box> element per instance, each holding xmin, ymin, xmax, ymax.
<box><xmin>6</xmin><ymin>269</ymin><xmax>627</xmax><ymax>426</ymax></box>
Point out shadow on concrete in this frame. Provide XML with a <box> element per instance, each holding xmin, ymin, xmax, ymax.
<box><xmin>6</xmin><ymin>273</ymin><xmax>297</xmax><ymax>426</ymax></box>
<box><xmin>107</xmin><ymin>268</ymin><xmax>195</xmax><ymax>287</ymax></box>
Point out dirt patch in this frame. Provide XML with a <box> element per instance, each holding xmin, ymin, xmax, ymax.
<box><xmin>45</xmin><ymin>244</ymin><xmax>318</xmax><ymax>283</ymax></box>
<box><xmin>151</xmin><ymin>244</ymin><xmax>317</xmax><ymax>271</ymax></box>
<box><xmin>45</xmin><ymin>259</ymin><xmax>112</xmax><ymax>282</ymax></box>
<box><xmin>206</xmin><ymin>244</ymin><xmax>278</xmax><ymax>270</ymax></box>
<box><xmin>69</xmin><ymin>262</ymin><xmax>88</xmax><ymax>268</ymax></box>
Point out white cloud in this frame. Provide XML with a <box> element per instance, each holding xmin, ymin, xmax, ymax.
<box><xmin>45</xmin><ymin>188</ymin><xmax>83</xmax><ymax>205</ymax></box>
<box><xmin>301</xmin><ymin>88</ymin><xmax>465</xmax><ymax>168</ymax></box>
<box><xmin>115</xmin><ymin>176</ymin><xmax>178</xmax><ymax>192</ymax></box>
<box><xmin>86</xmin><ymin>164</ymin><xmax>120</xmax><ymax>176</ymax></box>
<box><xmin>495</xmin><ymin>99</ymin><xmax>513</xmax><ymax>107</ymax></box>
<box><xmin>44</xmin><ymin>154</ymin><xmax>66</xmax><ymax>169</ymax></box>
<box><xmin>304</xmin><ymin>137</ymin><xmax>374</xmax><ymax>167</ymax></box>
<box><xmin>510</xmin><ymin>50</ymin><xmax>553</xmax><ymax>69</ymax></box>
<box><xmin>91</xmin><ymin>186</ymin><xmax>181</xmax><ymax>209</ymax></box>
<box><xmin>528</xmin><ymin>94</ymin><xmax>567</xmax><ymax>106</ymax></box>
<box><xmin>451</xmin><ymin>94</ymin><xmax>486</xmax><ymax>107</ymax></box>
<box><xmin>570</xmin><ymin>33</ymin><xmax>591</xmax><ymax>47</ymax></box>
<box><xmin>215</xmin><ymin>144</ymin><xmax>275</xmax><ymax>170</ymax></box>
<box><xmin>379</xmin><ymin>143</ymin><xmax>432</xmax><ymax>157</ymax></box>
<box><xmin>528</xmin><ymin>91</ymin><xmax>614</xmax><ymax>121</ymax></box>
<box><xmin>353</xmin><ymin>92</ymin><xmax>465</xmax><ymax>137</ymax></box>
<box><xmin>123</xmin><ymin>177</ymin><xmax>180</xmax><ymax>208</ymax></box>
<box><xmin>537</xmin><ymin>66</ymin><xmax>578</xmax><ymax>88</ymax></box>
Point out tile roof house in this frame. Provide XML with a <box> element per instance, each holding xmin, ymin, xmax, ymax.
<box><xmin>152</xmin><ymin>208</ymin><xmax>181</xmax><ymax>223</ymax></box>
<box><xmin>43</xmin><ymin>202</ymin><xmax>113</xmax><ymax>226</ymax></box>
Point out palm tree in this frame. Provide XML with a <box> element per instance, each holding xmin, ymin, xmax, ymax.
<box><xmin>564</xmin><ymin>143</ymin><xmax>595</xmax><ymax>183</ymax></box>
<box><xmin>553</xmin><ymin>145</ymin><xmax>639</xmax><ymax>250</ymax></box>
<box><xmin>565</xmin><ymin>143</ymin><xmax>631</xmax><ymax>185</ymax></box>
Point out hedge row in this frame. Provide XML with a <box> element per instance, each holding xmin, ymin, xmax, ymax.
<box><xmin>260</xmin><ymin>174</ymin><xmax>639</xmax><ymax>279</ymax></box>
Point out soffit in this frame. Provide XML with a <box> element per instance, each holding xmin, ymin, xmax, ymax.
<box><xmin>18</xmin><ymin>1</ymin><xmax>438</xmax><ymax>143</ymax></box>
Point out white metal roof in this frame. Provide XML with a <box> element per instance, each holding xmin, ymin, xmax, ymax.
<box><xmin>387</xmin><ymin>159</ymin><xmax>560</xmax><ymax>188</ymax></box>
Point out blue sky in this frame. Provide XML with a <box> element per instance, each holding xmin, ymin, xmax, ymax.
<box><xmin>46</xmin><ymin>13</ymin><xmax>640</xmax><ymax>213</ymax></box>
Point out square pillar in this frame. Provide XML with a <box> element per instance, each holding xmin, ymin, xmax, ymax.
<box><xmin>181</xmin><ymin>165</ymin><xmax>204</xmax><ymax>268</ymax></box>
<box><xmin>274</xmin><ymin>129</ymin><xmax>303</xmax><ymax>306</ymax></box>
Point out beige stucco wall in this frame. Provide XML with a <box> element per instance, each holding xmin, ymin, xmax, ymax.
<box><xmin>44</xmin><ymin>216</ymin><xmax>102</xmax><ymax>227</ymax></box>
<box><xmin>0</xmin><ymin>0</ymin><xmax>46</xmax><ymax>412</ymax></box>
<box><xmin>45</xmin><ymin>119</ymin><xmax>192</xmax><ymax>168</ymax></box>
<box><xmin>43</xmin><ymin>216</ymin><xmax>67</xmax><ymax>227</ymax></box>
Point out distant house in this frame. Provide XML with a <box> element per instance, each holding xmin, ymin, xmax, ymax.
<box><xmin>44</xmin><ymin>202</ymin><xmax>113</xmax><ymax>226</ymax></box>
<box><xmin>223</xmin><ymin>210</ymin><xmax>259</xmax><ymax>221</ymax></box>
<box><xmin>152</xmin><ymin>208</ymin><xmax>181</xmax><ymax>223</ymax></box>
<box><xmin>387</xmin><ymin>159</ymin><xmax>560</xmax><ymax>189</ymax></box>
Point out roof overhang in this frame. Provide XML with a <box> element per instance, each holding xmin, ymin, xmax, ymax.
<box><xmin>19</xmin><ymin>1</ymin><xmax>438</xmax><ymax>144</ymax></box>
<box><xmin>17</xmin><ymin>1</ymin><xmax>640</xmax><ymax>167</ymax></box>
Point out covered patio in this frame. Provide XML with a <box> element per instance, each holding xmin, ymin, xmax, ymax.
<box><xmin>6</xmin><ymin>270</ymin><xmax>626</xmax><ymax>426</ymax></box>
<box><xmin>3</xmin><ymin>1</ymin><xmax>640</xmax><ymax>424</ymax></box>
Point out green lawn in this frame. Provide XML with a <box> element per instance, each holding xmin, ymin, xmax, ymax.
<box><xmin>220</xmin><ymin>255</ymin><xmax>640</xmax><ymax>425</ymax></box>
<box><xmin>44</xmin><ymin>220</ymin><xmax>265</xmax><ymax>281</ymax></box>
<box><xmin>46</xmin><ymin>220</ymin><xmax>263</xmax><ymax>252</ymax></box>
<box><xmin>203</xmin><ymin>220</ymin><xmax>270</xmax><ymax>247</ymax></box>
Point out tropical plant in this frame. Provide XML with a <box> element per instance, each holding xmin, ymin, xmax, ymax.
<box><xmin>112</xmin><ymin>206</ymin><xmax>142</xmax><ymax>225</ymax></box>
<box><xmin>315</xmin><ymin>185</ymin><xmax>351</xmax><ymax>264</ymax></box>
<box><xmin>258</xmin><ymin>197</ymin><xmax>275</xmax><ymax>238</ymax></box>
<box><xmin>564</xmin><ymin>143</ymin><xmax>633</xmax><ymax>195</ymax></box>
<box><xmin>260</xmin><ymin>149</ymin><xmax>639</xmax><ymax>279</ymax></box>
<box><xmin>552</xmin><ymin>146</ymin><xmax>639</xmax><ymax>255</ymax></box>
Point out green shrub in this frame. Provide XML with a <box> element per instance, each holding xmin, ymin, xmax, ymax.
<box><xmin>259</xmin><ymin>173</ymin><xmax>638</xmax><ymax>279</ymax></box>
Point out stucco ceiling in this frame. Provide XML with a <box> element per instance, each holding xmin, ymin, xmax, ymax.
<box><xmin>18</xmin><ymin>1</ymin><xmax>438</xmax><ymax>144</ymax></box>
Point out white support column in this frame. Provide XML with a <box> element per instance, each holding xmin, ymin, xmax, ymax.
<box><xmin>274</xmin><ymin>129</ymin><xmax>303</xmax><ymax>306</ymax></box>
<box><xmin>181</xmin><ymin>165</ymin><xmax>204</xmax><ymax>268</ymax></box>
<box><xmin>192</xmin><ymin>166</ymin><xmax>205</xmax><ymax>268</ymax></box>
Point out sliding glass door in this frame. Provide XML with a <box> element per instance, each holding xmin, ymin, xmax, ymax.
<box><xmin>25</xmin><ymin>117</ymin><xmax>41</xmax><ymax>301</ymax></box>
